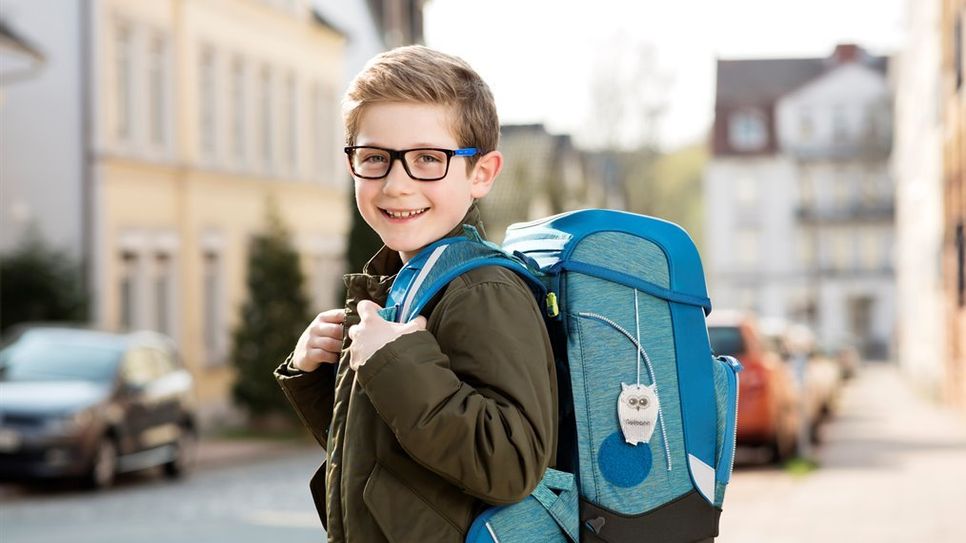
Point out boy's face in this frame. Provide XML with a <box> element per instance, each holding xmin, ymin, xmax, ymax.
<box><xmin>352</xmin><ymin>102</ymin><xmax>500</xmax><ymax>262</ymax></box>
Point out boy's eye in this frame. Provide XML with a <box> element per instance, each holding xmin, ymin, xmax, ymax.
<box><xmin>413</xmin><ymin>152</ymin><xmax>444</xmax><ymax>164</ymax></box>
<box><xmin>359</xmin><ymin>152</ymin><xmax>389</xmax><ymax>164</ymax></box>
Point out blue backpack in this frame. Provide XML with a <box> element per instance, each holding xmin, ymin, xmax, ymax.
<box><xmin>378</xmin><ymin>209</ymin><xmax>741</xmax><ymax>543</ymax></box>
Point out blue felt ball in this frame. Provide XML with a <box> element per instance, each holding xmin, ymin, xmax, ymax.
<box><xmin>598</xmin><ymin>431</ymin><xmax>652</xmax><ymax>488</ymax></box>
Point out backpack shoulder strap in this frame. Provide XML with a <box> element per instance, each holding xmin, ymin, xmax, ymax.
<box><xmin>378</xmin><ymin>226</ymin><xmax>544</xmax><ymax>324</ymax></box>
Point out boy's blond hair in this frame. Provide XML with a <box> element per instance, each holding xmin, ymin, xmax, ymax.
<box><xmin>343</xmin><ymin>45</ymin><xmax>499</xmax><ymax>164</ymax></box>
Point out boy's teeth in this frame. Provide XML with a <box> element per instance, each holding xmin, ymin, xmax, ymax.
<box><xmin>386</xmin><ymin>208</ymin><xmax>427</xmax><ymax>218</ymax></box>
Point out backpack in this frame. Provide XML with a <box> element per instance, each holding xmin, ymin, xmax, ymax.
<box><xmin>378</xmin><ymin>209</ymin><xmax>742</xmax><ymax>543</ymax></box>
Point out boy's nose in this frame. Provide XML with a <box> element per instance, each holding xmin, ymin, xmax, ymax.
<box><xmin>381</xmin><ymin>162</ymin><xmax>417</xmax><ymax>196</ymax></box>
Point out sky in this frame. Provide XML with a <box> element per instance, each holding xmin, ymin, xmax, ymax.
<box><xmin>423</xmin><ymin>0</ymin><xmax>906</xmax><ymax>150</ymax></box>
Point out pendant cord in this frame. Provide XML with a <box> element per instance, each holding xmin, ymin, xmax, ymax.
<box><xmin>635</xmin><ymin>289</ymin><xmax>642</xmax><ymax>386</ymax></box>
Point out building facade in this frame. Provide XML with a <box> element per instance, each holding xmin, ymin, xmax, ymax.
<box><xmin>705</xmin><ymin>45</ymin><xmax>895</xmax><ymax>359</ymax></box>
<box><xmin>941</xmin><ymin>0</ymin><xmax>966</xmax><ymax>411</ymax></box>
<box><xmin>1</xmin><ymin>0</ymin><xmax>349</xmax><ymax>427</ymax></box>
<box><xmin>893</xmin><ymin>0</ymin><xmax>948</xmax><ymax>398</ymax></box>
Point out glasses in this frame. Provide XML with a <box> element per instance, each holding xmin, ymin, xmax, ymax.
<box><xmin>344</xmin><ymin>145</ymin><xmax>479</xmax><ymax>181</ymax></box>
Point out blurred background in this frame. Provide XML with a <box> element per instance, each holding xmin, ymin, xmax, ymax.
<box><xmin>0</xmin><ymin>0</ymin><xmax>964</xmax><ymax>542</ymax></box>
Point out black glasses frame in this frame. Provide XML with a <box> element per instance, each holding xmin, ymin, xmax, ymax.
<box><xmin>343</xmin><ymin>145</ymin><xmax>479</xmax><ymax>182</ymax></box>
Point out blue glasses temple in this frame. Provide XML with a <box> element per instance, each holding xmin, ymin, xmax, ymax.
<box><xmin>454</xmin><ymin>148</ymin><xmax>478</xmax><ymax>157</ymax></box>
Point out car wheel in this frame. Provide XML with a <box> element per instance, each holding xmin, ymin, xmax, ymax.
<box><xmin>163</xmin><ymin>427</ymin><xmax>196</xmax><ymax>479</ymax></box>
<box><xmin>86</xmin><ymin>437</ymin><xmax>118</xmax><ymax>489</ymax></box>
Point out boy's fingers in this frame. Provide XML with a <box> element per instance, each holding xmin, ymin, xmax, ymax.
<box><xmin>356</xmin><ymin>300</ymin><xmax>383</xmax><ymax>320</ymax></box>
<box><xmin>314</xmin><ymin>322</ymin><xmax>344</xmax><ymax>340</ymax></box>
<box><xmin>310</xmin><ymin>336</ymin><xmax>342</xmax><ymax>352</ymax></box>
<box><xmin>317</xmin><ymin>309</ymin><xmax>346</xmax><ymax>324</ymax></box>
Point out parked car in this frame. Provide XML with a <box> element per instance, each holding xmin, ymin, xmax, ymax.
<box><xmin>0</xmin><ymin>326</ymin><xmax>198</xmax><ymax>488</ymax></box>
<box><xmin>707</xmin><ymin>311</ymin><xmax>801</xmax><ymax>462</ymax></box>
<box><xmin>760</xmin><ymin>320</ymin><xmax>842</xmax><ymax>443</ymax></box>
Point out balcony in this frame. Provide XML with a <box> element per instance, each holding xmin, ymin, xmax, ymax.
<box><xmin>796</xmin><ymin>201</ymin><xmax>895</xmax><ymax>223</ymax></box>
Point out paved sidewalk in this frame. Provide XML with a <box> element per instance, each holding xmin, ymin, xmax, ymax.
<box><xmin>718</xmin><ymin>364</ymin><xmax>966</xmax><ymax>543</ymax></box>
<box><xmin>195</xmin><ymin>437</ymin><xmax>318</xmax><ymax>470</ymax></box>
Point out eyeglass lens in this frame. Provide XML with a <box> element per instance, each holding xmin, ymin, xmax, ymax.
<box><xmin>351</xmin><ymin>148</ymin><xmax>450</xmax><ymax>180</ymax></box>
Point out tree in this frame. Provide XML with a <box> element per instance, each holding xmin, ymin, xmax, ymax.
<box><xmin>0</xmin><ymin>226</ymin><xmax>87</xmax><ymax>336</ymax></box>
<box><xmin>345</xmin><ymin>181</ymin><xmax>382</xmax><ymax>276</ymax></box>
<box><xmin>230</xmin><ymin>199</ymin><xmax>312</xmax><ymax>421</ymax></box>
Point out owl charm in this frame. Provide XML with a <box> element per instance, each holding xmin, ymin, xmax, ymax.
<box><xmin>617</xmin><ymin>383</ymin><xmax>660</xmax><ymax>445</ymax></box>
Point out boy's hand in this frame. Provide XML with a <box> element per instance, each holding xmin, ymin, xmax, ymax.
<box><xmin>292</xmin><ymin>309</ymin><xmax>346</xmax><ymax>372</ymax></box>
<box><xmin>347</xmin><ymin>300</ymin><xmax>427</xmax><ymax>370</ymax></box>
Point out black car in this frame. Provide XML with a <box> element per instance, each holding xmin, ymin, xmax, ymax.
<box><xmin>0</xmin><ymin>326</ymin><xmax>198</xmax><ymax>488</ymax></box>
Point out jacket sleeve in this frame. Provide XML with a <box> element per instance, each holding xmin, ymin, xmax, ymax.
<box><xmin>274</xmin><ymin>353</ymin><xmax>337</xmax><ymax>448</ymax></box>
<box><xmin>355</xmin><ymin>275</ymin><xmax>556</xmax><ymax>505</ymax></box>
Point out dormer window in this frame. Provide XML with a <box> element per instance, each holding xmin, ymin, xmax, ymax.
<box><xmin>729</xmin><ymin>109</ymin><xmax>768</xmax><ymax>151</ymax></box>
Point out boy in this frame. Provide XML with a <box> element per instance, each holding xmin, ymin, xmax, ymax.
<box><xmin>274</xmin><ymin>45</ymin><xmax>557</xmax><ymax>543</ymax></box>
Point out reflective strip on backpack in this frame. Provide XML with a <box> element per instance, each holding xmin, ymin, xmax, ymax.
<box><xmin>399</xmin><ymin>244</ymin><xmax>448</xmax><ymax>322</ymax></box>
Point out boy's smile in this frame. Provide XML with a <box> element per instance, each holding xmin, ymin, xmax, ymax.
<box><xmin>352</xmin><ymin>102</ymin><xmax>501</xmax><ymax>262</ymax></box>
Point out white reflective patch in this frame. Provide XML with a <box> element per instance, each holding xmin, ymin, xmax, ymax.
<box><xmin>504</xmin><ymin>238</ymin><xmax>568</xmax><ymax>254</ymax></box>
<box><xmin>400</xmin><ymin>245</ymin><xmax>448</xmax><ymax>322</ymax></box>
<box><xmin>688</xmin><ymin>453</ymin><xmax>716</xmax><ymax>504</ymax></box>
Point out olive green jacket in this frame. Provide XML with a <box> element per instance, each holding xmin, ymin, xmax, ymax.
<box><xmin>275</xmin><ymin>206</ymin><xmax>557</xmax><ymax>543</ymax></box>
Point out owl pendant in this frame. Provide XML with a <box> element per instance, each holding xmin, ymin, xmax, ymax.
<box><xmin>618</xmin><ymin>383</ymin><xmax>660</xmax><ymax>445</ymax></box>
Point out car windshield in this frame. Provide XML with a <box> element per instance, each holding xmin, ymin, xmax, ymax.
<box><xmin>0</xmin><ymin>334</ymin><xmax>123</xmax><ymax>383</ymax></box>
<box><xmin>709</xmin><ymin>326</ymin><xmax>746</xmax><ymax>357</ymax></box>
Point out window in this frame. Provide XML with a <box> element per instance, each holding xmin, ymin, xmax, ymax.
<box><xmin>285</xmin><ymin>73</ymin><xmax>298</xmax><ymax>174</ymax></box>
<box><xmin>155</xmin><ymin>253</ymin><xmax>171</xmax><ymax>335</ymax></box>
<box><xmin>798</xmin><ymin>107</ymin><xmax>814</xmax><ymax>140</ymax></box>
<box><xmin>728</xmin><ymin>109</ymin><xmax>767</xmax><ymax>151</ymax></box>
<box><xmin>798</xmin><ymin>230</ymin><xmax>815</xmax><ymax>267</ymax></box>
<box><xmin>832</xmin><ymin>104</ymin><xmax>848</xmax><ymax>143</ymax></box>
<box><xmin>955</xmin><ymin>14</ymin><xmax>963</xmax><ymax>90</ymax></box>
<box><xmin>735</xmin><ymin>176</ymin><xmax>757</xmax><ymax>208</ymax></box>
<box><xmin>148</xmin><ymin>34</ymin><xmax>167</xmax><ymax>147</ymax></box>
<box><xmin>735</xmin><ymin>229</ymin><xmax>759</xmax><ymax>267</ymax></box>
<box><xmin>115</xmin><ymin>23</ymin><xmax>134</xmax><ymax>141</ymax></box>
<box><xmin>830</xmin><ymin>231</ymin><xmax>850</xmax><ymax>271</ymax></box>
<box><xmin>860</xmin><ymin>170</ymin><xmax>880</xmax><ymax>205</ymax></box>
<box><xmin>231</xmin><ymin>56</ymin><xmax>246</xmax><ymax>162</ymax></box>
<box><xmin>859</xmin><ymin>228</ymin><xmax>881</xmax><ymax>271</ymax></box>
<box><xmin>313</xmin><ymin>83</ymin><xmax>336</xmax><ymax>182</ymax></box>
<box><xmin>119</xmin><ymin>251</ymin><xmax>139</xmax><ymax>330</ymax></box>
<box><xmin>199</xmin><ymin>46</ymin><xmax>217</xmax><ymax>158</ymax></box>
<box><xmin>259</xmin><ymin>65</ymin><xmax>273</xmax><ymax>170</ymax></box>
<box><xmin>833</xmin><ymin>166</ymin><xmax>851</xmax><ymax>209</ymax></box>
<box><xmin>202</xmin><ymin>251</ymin><xmax>223</xmax><ymax>365</ymax></box>
<box><xmin>957</xmin><ymin>223</ymin><xmax>965</xmax><ymax>307</ymax></box>
<box><xmin>799</xmin><ymin>169</ymin><xmax>814</xmax><ymax>208</ymax></box>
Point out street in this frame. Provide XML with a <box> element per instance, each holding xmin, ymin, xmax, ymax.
<box><xmin>0</xmin><ymin>447</ymin><xmax>325</xmax><ymax>543</ymax></box>
<box><xmin>1</xmin><ymin>364</ymin><xmax>964</xmax><ymax>542</ymax></box>
<box><xmin>719</xmin><ymin>364</ymin><xmax>966</xmax><ymax>542</ymax></box>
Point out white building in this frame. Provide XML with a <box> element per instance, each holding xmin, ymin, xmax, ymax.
<box><xmin>892</xmin><ymin>0</ymin><xmax>947</xmax><ymax>392</ymax></box>
<box><xmin>705</xmin><ymin>45</ymin><xmax>895</xmax><ymax>359</ymax></box>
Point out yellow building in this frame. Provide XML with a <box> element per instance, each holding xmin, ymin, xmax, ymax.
<box><xmin>92</xmin><ymin>0</ymin><xmax>348</xmax><ymax>426</ymax></box>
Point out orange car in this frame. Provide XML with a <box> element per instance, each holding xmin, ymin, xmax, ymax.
<box><xmin>707</xmin><ymin>311</ymin><xmax>801</xmax><ymax>462</ymax></box>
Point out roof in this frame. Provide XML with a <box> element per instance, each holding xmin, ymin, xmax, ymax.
<box><xmin>715</xmin><ymin>45</ymin><xmax>889</xmax><ymax>107</ymax></box>
<box><xmin>715</xmin><ymin>57</ymin><xmax>826</xmax><ymax>106</ymax></box>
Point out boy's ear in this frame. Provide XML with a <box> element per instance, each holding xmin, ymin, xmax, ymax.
<box><xmin>469</xmin><ymin>150</ymin><xmax>503</xmax><ymax>199</ymax></box>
